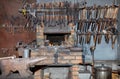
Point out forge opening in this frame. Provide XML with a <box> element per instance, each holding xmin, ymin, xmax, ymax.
<box><xmin>46</xmin><ymin>34</ymin><xmax>66</xmax><ymax>46</ymax></box>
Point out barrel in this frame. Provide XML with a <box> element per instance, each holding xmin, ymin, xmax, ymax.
<box><xmin>94</xmin><ymin>64</ymin><xmax>112</xmax><ymax>79</ymax></box>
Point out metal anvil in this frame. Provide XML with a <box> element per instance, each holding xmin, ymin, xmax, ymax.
<box><xmin>0</xmin><ymin>56</ymin><xmax>46</xmax><ymax>78</ymax></box>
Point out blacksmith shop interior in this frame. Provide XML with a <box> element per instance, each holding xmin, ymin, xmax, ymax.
<box><xmin>1</xmin><ymin>0</ymin><xmax>120</xmax><ymax>79</ymax></box>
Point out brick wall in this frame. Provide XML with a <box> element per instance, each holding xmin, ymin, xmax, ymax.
<box><xmin>0</xmin><ymin>27</ymin><xmax>36</xmax><ymax>57</ymax></box>
<box><xmin>31</xmin><ymin>47</ymin><xmax>83</xmax><ymax>79</ymax></box>
<box><xmin>70</xmin><ymin>65</ymin><xmax>80</xmax><ymax>79</ymax></box>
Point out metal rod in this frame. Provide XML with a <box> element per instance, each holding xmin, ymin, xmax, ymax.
<box><xmin>90</xmin><ymin>46</ymin><xmax>96</xmax><ymax>79</ymax></box>
<box><xmin>0</xmin><ymin>55</ymin><xmax>16</xmax><ymax>60</ymax></box>
<box><xmin>92</xmin><ymin>51</ymin><xmax>95</xmax><ymax>79</ymax></box>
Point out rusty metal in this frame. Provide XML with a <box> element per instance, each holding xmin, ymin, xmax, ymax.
<box><xmin>76</xmin><ymin>5</ymin><xmax>119</xmax><ymax>48</ymax></box>
<box><xmin>0</xmin><ymin>57</ymin><xmax>46</xmax><ymax>77</ymax></box>
<box><xmin>97</xmin><ymin>21</ymin><xmax>102</xmax><ymax>44</ymax></box>
<box><xmin>0</xmin><ymin>55</ymin><xmax>16</xmax><ymax>60</ymax></box>
<box><xmin>111</xmin><ymin>35</ymin><xmax>117</xmax><ymax>49</ymax></box>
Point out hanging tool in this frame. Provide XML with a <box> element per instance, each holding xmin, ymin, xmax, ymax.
<box><xmin>109</xmin><ymin>22</ymin><xmax>118</xmax><ymax>49</ymax></box>
<box><xmin>85</xmin><ymin>21</ymin><xmax>90</xmax><ymax>44</ymax></box>
<box><xmin>86</xmin><ymin>7</ymin><xmax>91</xmax><ymax>19</ymax></box>
<box><xmin>113</xmin><ymin>7</ymin><xmax>119</xmax><ymax>19</ymax></box>
<box><xmin>100</xmin><ymin>7</ymin><xmax>104</xmax><ymax>19</ymax></box>
<box><xmin>97</xmin><ymin>21</ymin><xmax>102</xmax><ymax>44</ymax></box>
<box><xmin>97</xmin><ymin>6</ymin><xmax>103</xmax><ymax>44</ymax></box>
<box><xmin>85</xmin><ymin>31</ymin><xmax>91</xmax><ymax>44</ymax></box>
<box><xmin>111</xmin><ymin>34</ymin><xmax>117</xmax><ymax>49</ymax></box>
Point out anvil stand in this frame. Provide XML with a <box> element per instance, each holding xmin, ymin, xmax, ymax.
<box><xmin>90</xmin><ymin>46</ymin><xmax>96</xmax><ymax>79</ymax></box>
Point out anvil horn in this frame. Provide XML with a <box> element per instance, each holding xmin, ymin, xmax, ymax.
<box><xmin>27</xmin><ymin>57</ymin><xmax>47</xmax><ymax>66</ymax></box>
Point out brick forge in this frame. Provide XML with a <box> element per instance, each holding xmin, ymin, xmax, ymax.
<box><xmin>31</xmin><ymin>47</ymin><xmax>83</xmax><ymax>79</ymax></box>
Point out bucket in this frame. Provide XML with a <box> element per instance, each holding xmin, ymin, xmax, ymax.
<box><xmin>94</xmin><ymin>64</ymin><xmax>112</xmax><ymax>79</ymax></box>
<box><xmin>23</xmin><ymin>48</ymin><xmax>30</xmax><ymax>58</ymax></box>
<box><xmin>44</xmin><ymin>40</ymin><xmax>49</xmax><ymax>46</ymax></box>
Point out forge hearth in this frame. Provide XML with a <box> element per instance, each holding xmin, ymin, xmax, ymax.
<box><xmin>31</xmin><ymin>47</ymin><xmax>83</xmax><ymax>79</ymax></box>
<box><xmin>33</xmin><ymin>64</ymin><xmax>81</xmax><ymax>79</ymax></box>
<box><xmin>46</xmin><ymin>34</ymin><xmax>66</xmax><ymax>45</ymax></box>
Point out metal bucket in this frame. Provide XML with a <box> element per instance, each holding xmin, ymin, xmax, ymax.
<box><xmin>94</xmin><ymin>64</ymin><xmax>112</xmax><ymax>79</ymax></box>
<box><xmin>23</xmin><ymin>48</ymin><xmax>30</xmax><ymax>58</ymax></box>
<box><xmin>44</xmin><ymin>40</ymin><xmax>49</xmax><ymax>46</ymax></box>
